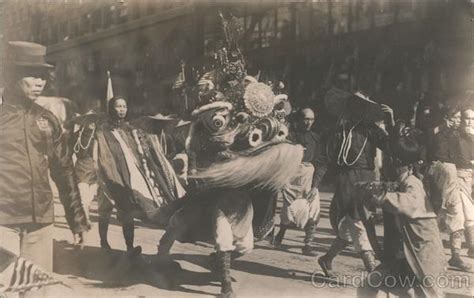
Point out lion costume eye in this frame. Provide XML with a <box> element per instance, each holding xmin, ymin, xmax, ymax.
<box><xmin>248</xmin><ymin>128</ymin><xmax>263</xmax><ymax>147</ymax></box>
<box><xmin>212</xmin><ymin>115</ymin><xmax>226</xmax><ymax>129</ymax></box>
<box><xmin>198</xmin><ymin>107</ymin><xmax>231</xmax><ymax>133</ymax></box>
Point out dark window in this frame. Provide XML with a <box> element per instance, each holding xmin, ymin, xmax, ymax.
<box><xmin>103</xmin><ymin>6</ymin><xmax>112</xmax><ymax>29</ymax></box>
<box><xmin>51</xmin><ymin>24</ymin><xmax>59</xmax><ymax>44</ymax></box>
<box><xmin>59</xmin><ymin>21</ymin><xmax>68</xmax><ymax>40</ymax></box>
<box><xmin>40</xmin><ymin>29</ymin><xmax>48</xmax><ymax>44</ymax></box>
<box><xmin>108</xmin><ymin>5</ymin><xmax>118</xmax><ymax>27</ymax></box>
<box><xmin>132</xmin><ymin>2</ymin><xmax>141</xmax><ymax>19</ymax></box>
<box><xmin>117</xmin><ymin>3</ymin><xmax>128</xmax><ymax>23</ymax></box>
<box><xmin>260</xmin><ymin>10</ymin><xmax>276</xmax><ymax>48</ymax></box>
<box><xmin>71</xmin><ymin>20</ymin><xmax>79</xmax><ymax>38</ymax></box>
<box><xmin>81</xmin><ymin>13</ymin><xmax>91</xmax><ymax>34</ymax></box>
<box><xmin>147</xmin><ymin>2</ymin><xmax>156</xmax><ymax>15</ymax></box>
<box><xmin>91</xmin><ymin>9</ymin><xmax>102</xmax><ymax>32</ymax></box>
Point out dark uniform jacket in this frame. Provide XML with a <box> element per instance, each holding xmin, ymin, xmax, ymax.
<box><xmin>0</xmin><ymin>87</ymin><xmax>88</xmax><ymax>233</ymax></box>
<box><xmin>288</xmin><ymin>129</ymin><xmax>323</xmax><ymax>187</ymax></box>
<box><xmin>453</xmin><ymin>131</ymin><xmax>473</xmax><ymax>170</ymax></box>
<box><xmin>74</xmin><ymin>127</ymin><xmax>98</xmax><ymax>185</ymax></box>
<box><xmin>430</xmin><ymin>125</ymin><xmax>459</xmax><ymax>164</ymax></box>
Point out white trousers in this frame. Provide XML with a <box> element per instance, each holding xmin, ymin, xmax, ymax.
<box><xmin>338</xmin><ymin>216</ymin><xmax>372</xmax><ymax>253</ymax></box>
<box><xmin>77</xmin><ymin>182</ymin><xmax>98</xmax><ymax>223</ymax></box>
<box><xmin>214</xmin><ymin>209</ymin><xmax>254</xmax><ymax>254</ymax></box>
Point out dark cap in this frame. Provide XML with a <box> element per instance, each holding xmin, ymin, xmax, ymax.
<box><xmin>6</xmin><ymin>41</ymin><xmax>54</xmax><ymax>68</ymax></box>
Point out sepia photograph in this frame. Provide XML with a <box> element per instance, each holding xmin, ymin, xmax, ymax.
<box><xmin>0</xmin><ymin>0</ymin><xmax>473</xmax><ymax>297</ymax></box>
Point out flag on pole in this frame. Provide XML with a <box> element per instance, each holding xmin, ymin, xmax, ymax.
<box><xmin>106</xmin><ymin>70</ymin><xmax>113</xmax><ymax>112</ymax></box>
<box><xmin>172</xmin><ymin>70</ymin><xmax>185</xmax><ymax>90</ymax></box>
<box><xmin>0</xmin><ymin>247</ymin><xmax>63</xmax><ymax>294</ymax></box>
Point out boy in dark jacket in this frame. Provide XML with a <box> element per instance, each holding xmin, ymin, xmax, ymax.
<box><xmin>358</xmin><ymin>129</ymin><xmax>446</xmax><ymax>297</ymax></box>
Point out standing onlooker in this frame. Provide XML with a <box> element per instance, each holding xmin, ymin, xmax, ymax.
<box><xmin>425</xmin><ymin>104</ymin><xmax>472</xmax><ymax>271</ymax></box>
<box><xmin>94</xmin><ymin>96</ymin><xmax>141</xmax><ymax>255</ymax></box>
<box><xmin>0</xmin><ymin>41</ymin><xmax>89</xmax><ymax>275</ymax></box>
<box><xmin>273</xmin><ymin>108</ymin><xmax>321</xmax><ymax>256</ymax></box>
<box><xmin>95</xmin><ymin>96</ymin><xmax>185</xmax><ymax>256</ymax></box>
<box><xmin>456</xmin><ymin>107</ymin><xmax>474</xmax><ymax>259</ymax></box>
<box><xmin>73</xmin><ymin>116</ymin><xmax>100</xmax><ymax>224</ymax></box>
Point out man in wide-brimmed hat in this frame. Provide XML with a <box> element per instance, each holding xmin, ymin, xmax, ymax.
<box><xmin>315</xmin><ymin>90</ymin><xmax>395</xmax><ymax>277</ymax></box>
<box><xmin>0</xmin><ymin>41</ymin><xmax>89</xmax><ymax>285</ymax></box>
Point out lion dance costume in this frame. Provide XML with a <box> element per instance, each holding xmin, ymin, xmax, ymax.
<box><xmin>156</xmin><ymin>12</ymin><xmax>303</xmax><ymax>297</ymax></box>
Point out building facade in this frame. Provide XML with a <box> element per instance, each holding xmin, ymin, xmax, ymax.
<box><xmin>1</xmin><ymin>0</ymin><xmax>472</xmax><ymax>117</ymax></box>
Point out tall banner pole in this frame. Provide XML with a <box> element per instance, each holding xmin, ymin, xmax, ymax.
<box><xmin>180</xmin><ymin>61</ymin><xmax>188</xmax><ymax>111</ymax></box>
<box><xmin>106</xmin><ymin>70</ymin><xmax>114</xmax><ymax>112</ymax></box>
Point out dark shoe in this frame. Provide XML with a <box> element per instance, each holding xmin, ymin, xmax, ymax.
<box><xmin>361</xmin><ymin>250</ymin><xmax>377</xmax><ymax>272</ymax></box>
<box><xmin>304</xmin><ymin>219</ymin><xmax>317</xmax><ymax>247</ymax></box>
<box><xmin>302</xmin><ymin>245</ymin><xmax>318</xmax><ymax>257</ymax></box>
<box><xmin>448</xmin><ymin>255</ymin><xmax>472</xmax><ymax>272</ymax></box>
<box><xmin>272</xmin><ymin>226</ymin><xmax>287</xmax><ymax>248</ymax></box>
<box><xmin>100</xmin><ymin>240</ymin><xmax>112</xmax><ymax>250</ymax></box>
<box><xmin>127</xmin><ymin>245</ymin><xmax>142</xmax><ymax>258</ymax></box>
<box><xmin>157</xmin><ymin>230</ymin><xmax>176</xmax><ymax>256</ymax></box>
<box><xmin>98</xmin><ymin>218</ymin><xmax>110</xmax><ymax>249</ymax></box>
<box><xmin>318</xmin><ymin>255</ymin><xmax>336</xmax><ymax>278</ymax></box>
<box><xmin>73</xmin><ymin>233</ymin><xmax>85</xmax><ymax>250</ymax></box>
<box><xmin>217</xmin><ymin>290</ymin><xmax>236</xmax><ymax>298</ymax></box>
<box><xmin>317</xmin><ymin>237</ymin><xmax>348</xmax><ymax>278</ymax></box>
<box><xmin>219</xmin><ymin>279</ymin><xmax>235</xmax><ymax>298</ymax></box>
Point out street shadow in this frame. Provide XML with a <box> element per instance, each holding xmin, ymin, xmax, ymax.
<box><xmin>172</xmin><ymin>253</ymin><xmax>312</xmax><ymax>283</ymax></box>
<box><xmin>233</xmin><ymin>258</ymin><xmax>311</xmax><ymax>281</ymax></box>
<box><xmin>254</xmin><ymin>242</ymin><xmax>360</xmax><ymax>259</ymax></box>
<box><xmin>253</xmin><ymin>224</ymin><xmax>385</xmax><ymax>260</ymax></box>
<box><xmin>87</xmin><ymin>213</ymin><xmax>165</xmax><ymax>231</ymax></box>
<box><xmin>54</xmin><ymin>222</ymin><xmax>73</xmax><ymax>231</ymax></box>
<box><xmin>53</xmin><ymin>240</ymin><xmax>218</xmax><ymax>296</ymax></box>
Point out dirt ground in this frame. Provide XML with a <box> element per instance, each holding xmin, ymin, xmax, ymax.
<box><xmin>49</xmin><ymin>192</ymin><xmax>474</xmax><ymax>297</ymax></box>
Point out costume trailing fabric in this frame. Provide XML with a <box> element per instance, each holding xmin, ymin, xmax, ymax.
<box><xmin>145</xmin><ymin>133</ymin><xmax>186</xmax><ymax>200</ymax></box>
<box><xmin>166</xmin><ymin>143</ymin><xmax>304</xmax><ymax>244</ymax></box>
<box><xmin>95</xmin><ymin>121</ymin><xmax>185</xmax><ymax>225</ymax></box>
<box><xmin>191</xmin><ymin>142</ymin><xmax>303</xmax><ymax>192</ymax></box>
<box><xmin>111</xmin><ymin>129</ymin><xmax>154</xmax><ymax>202</ymax></box>
<box><xmin>252</xmin><ymin>188</ymin><xmax>278</xmax><ymax>239</ymax></box>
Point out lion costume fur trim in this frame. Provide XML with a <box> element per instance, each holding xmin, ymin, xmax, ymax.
<box><xmin>191</xmin><ymin>142</ymin><xmax>304</xmax><ymax>191</ymax></box>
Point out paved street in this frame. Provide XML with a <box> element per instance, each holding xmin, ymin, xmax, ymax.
<box><xmin>51</xmin><ymin>192</ymin><xmax>474</xmax><ymax>297</ymax></box>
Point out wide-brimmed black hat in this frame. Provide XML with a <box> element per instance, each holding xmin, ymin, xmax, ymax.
<box><xmin>6</xmin><ymin>41</ymin><xmax>54</xmax><ymax>68</ymax></box>
<box><xmin>390</xmin><ymin>128</ymin><xmax>423</xmax><ymax>165</ymax></box>
<box><xmin>324</xmin><ymin>87</ymin><xmax>384</xmax><ymax>123</ymax></box>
